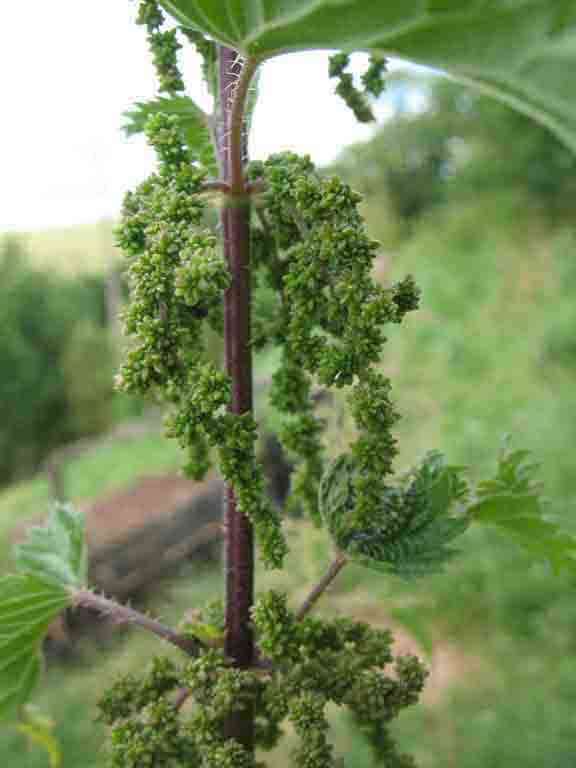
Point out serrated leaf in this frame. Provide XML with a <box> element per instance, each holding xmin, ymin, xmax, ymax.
<box><xmin>354</xmin><ymin>548</ymin><xmax>459</xmax><ymax>579</ymax></box>
<box><xmin>427</xmin><ymin>468</ymin><xmax>457</xmax><ymax>519</ymax></box>
<box><xmin>159</xmin><ymin>1</ymin><xmax>576</xmax><ymax>154</ymax></box>
<box><xmin>493</xmin><ymin>521</ymin><xmax>576</xmax><ymax>576</ymax></box>
<box><xmin>476</xmin><ymin>437</ymin><xmax>542</xmax><ymax>497</ymax></box>
<box><xmin>0</xmin><ymin>655</ymin><xmax>42</xmax><ymax>721</ymax></box>
<box><xmin>468</xmin><ymin>493</ymin><xmax>541</xmax><ymax>522</ymax></box>
<box><xmin>469</xmin><ymin>447</ymin><xmax>576</xmax><ymax>575</ymax></box>
<box><xmin>123</xmin><ymin>96</ymin><xmax>217</xmax><ymax>173</ymax></box>
<box><xmin>0</xmin><ymin>575</ymin><xmax>70</xmax><ymax>720</ymax></box>
<box><xmin>123</xmin><ymin>96</ymin><xmax>206</xmax><ymax>137</ymax></box>
<box><xmin>15</xmin><ymin>504</ymin><xmax>87</xmax><ymax>590</ymax></box>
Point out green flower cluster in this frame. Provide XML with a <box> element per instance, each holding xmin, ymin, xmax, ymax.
<box><xmin>135</xmin><ymin>0</ymin><xmax>217</xmax><ymax>99</ymax></box>
<box><xmin>247</xmin><ymin>153</ymin><xmax>420</xmax><ymax>529</ymax></box>
<box><xmin>99</xmin><ymin>657</ymin><xmax>198</xmax><ymax>766</ymax></box>
<box><xmin>136</xmin><ymin>0</ymin><xmax>184</xmax><ymax>95</ymax></box>
<box><xmin>116</xmin><ymin>109</ymin><xmax>286</xmax><ymax>567</ymax></box>
<box><xmin>111</xmin><ymin>11</ymin><xmax>435</xmax><ymax>765</ymax></box>
<box><xmin>328</xmin><ymin>52</ymin><xmax>388</xmax><ymax>123</ymax></box>
<box><xmin>99</xmin><ymin>593</ymin><xmax>427</xmax><ymax>767</ymax></box>
<box><xmin>254</xmin><ymin>589</ymin><xmax>428</xmax><ymax>766</ymax></box>
<box><xmin>252</xmin><ymin>589</ymin><xmax>427</xmax><ymax>768</ymax></box>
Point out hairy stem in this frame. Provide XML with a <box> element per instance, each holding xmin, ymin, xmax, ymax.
<box><xmin>296</xmin><ymin>552</ymin><xmax>349</xmax><ymax>620</ymax></box>
<box><xmin>219</xmin><ymin>46</ymin><xmax>258</xmax><ymax>752</ymax></box>
<box><xmin>228</xmin><ymin>55</ymin><xmax>259</xmax><ymax>194</ymax></box>
<box><xmin>72</xmin><ymin>589</ymin><xmax>200</xmax><ymax>656</ymax></box>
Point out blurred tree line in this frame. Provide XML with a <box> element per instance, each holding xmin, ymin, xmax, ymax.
<box><xmin>0</xmin><ymin>238</ymin><xmax>137</xmax><ymax>486</ymax></box>
<box><xmin>333</xmin><ymin>73</ymin><xmax>576</xmax><ymax>235</ymax></box>
<box><xmin>3</xmin><ymin>73</ymin><xmax>575</xmax><ymax>489</ymax></box>
<box><xmin>332</xmin><ymin>72</ymin><xmax>576</xmax><ymax>377</ymax></box>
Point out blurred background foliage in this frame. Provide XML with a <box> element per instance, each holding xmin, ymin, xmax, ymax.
<box><xmin>0</xmin><ymin>235</ymin><xmax>141</xmax><ymax>486</ymax></box>
<box><xmin>334</xmin><ymin>73</ymin><xmax>576</xmax><ymax>237</ymax></box>
<box><xmin>1</xmin><ymin>72</ymin><xmax>576</xmax><ymax>765</ymax></box>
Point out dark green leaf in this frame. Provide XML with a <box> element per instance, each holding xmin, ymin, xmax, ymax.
<box><xmin>159</xmin><ymin>1</ymin><xmax>576</xmax><ymax>153</ymax></box>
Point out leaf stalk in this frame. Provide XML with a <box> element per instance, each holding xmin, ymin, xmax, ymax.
<box><xmin>71</xmin><ymin>589</ymin><xmax>201</xmax><ymax>656</ymax></box>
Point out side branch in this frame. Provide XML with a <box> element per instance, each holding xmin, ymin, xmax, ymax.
<box><xmin>296</xmin><ymin>551</ymin><xmax>349</xmax><ymax>620</ymax></box>
<box><xmin>72</xmin><ymin>589</ymin><xmax>201</xmax><ymax>657</ymax></box>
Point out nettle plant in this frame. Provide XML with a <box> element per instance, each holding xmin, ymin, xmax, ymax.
<box><xmin>2</xmin><ymin>2</ymin><xmax>576</xmax><ymax>766</ymax></box>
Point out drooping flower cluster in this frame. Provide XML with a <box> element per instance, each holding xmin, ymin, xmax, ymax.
<box><xmin>116</xmin><ymin>109</ymin><xmax>287</xmax><ymax>568</ymax></box>
<box><xmin>99</xmin><ymin>593</ymin><xmax>427</xmax><ymax>767</ymax></box>
<box><xmin>106</xmin><ymin>3</ymin><xmax>447</xmax><ymax>765</ymax></box>
<box><xmin>247</xmin><ymin>153</ymin><xmax>420</xmax><ymax>532</ymax></box>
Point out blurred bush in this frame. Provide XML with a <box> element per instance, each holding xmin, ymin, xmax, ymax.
<box><xmin>333</xmin><ymin>74</ymin><xmax>576</xmax><ymax>242</ymax></box>
<box><xmin>540</xmin><ymin>232</ymin><xmax>576</xmax><ymax>372</ymax></box>
<box><xmin>0</xmin><ymin>237</ymin><xmax>126</xmax><ymax>485</ymax></box>
<box><xmin>61</xmin><ymin>320</ymin><xmax>116</xmax><ymax>436</ymax></box>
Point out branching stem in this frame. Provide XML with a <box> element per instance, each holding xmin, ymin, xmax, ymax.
<box><xmin>296</xmin><ymin>551</ymin><xmax>349</xmax><ymax>621</ymax></box>
<box><xmin>72</xmin><ymin>589</ymin><xmax>201</xmax><ymax>656</ymax></box>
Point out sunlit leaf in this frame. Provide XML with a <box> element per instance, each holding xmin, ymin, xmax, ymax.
<box><xmin>0</xmin><ymin>655</ymin><xmax>41</xmax><ymax>721</ymax></box>
<box><xmin>469</xmin><ymin>446</ymin><xmax>576</xmax><ymax>575</ymax></box>
<box><xmin>15</xmin><ymin>503</ymin><xmax>87</xmax><ymax>590</ymax></box>
<box><xmin>0</xmin><ymin>505</ymin><xmax>86</xmax><ymax>718</ymax></box>
<box><xmin>0</xmin><ymin>575</ymin><xmax>70</xmax><ymax>719</ymax></box>
<box><xmin>159</xmin><ymin>1</ymin><xmax>576</xmax><ymax>153</ymax></box>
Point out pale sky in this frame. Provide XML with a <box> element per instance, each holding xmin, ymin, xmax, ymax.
<box><xmin>0</xmin><ymin>1</ymin><xmax>406</xmax><ymax>233</ymax></box>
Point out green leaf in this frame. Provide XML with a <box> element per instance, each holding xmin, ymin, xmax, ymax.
<box><xmin>468</xmin><ymin>493</ymin><xmax>542</xmax><ymax>522</ymax></box>
<box><xmin>469</xmin><ymin>446</ymin><xmax>576</xmax><ymax>575</ymax></box>
<box><xmin>0</xmin><ymin>575</ymin><xmax>70</xmax><ymax>719</ymax></box>
<box><xmin>492</xmin><ymin>518</ymin><xmax>576</xmax><ymax>576</ymax></box>
<box><xmin>0</xmin><ymin>656</ymin><xmax>41</xmax><ymax>721</ymax></box>
<box><xmin>0</xmin><ymin>506</ymin><xmax>89</xmax><ymax>719</ymax></box>
<box><xmin>159</xmin><ymin>1</ymin><xmax>576</xmax><ymax>153</ymax></box>
<box><xmin>320</xmin><ymin>452</ymin><xmax>469</xmax><ymax>579</ymax></box>
<box><xmin>15</xmin><ymin>504</ymin><xmax>87</xmax><ymax>590</ymax></box>
<box><xmin>476</xmin><ymin>436</ymin><xmax>542</xmax><ymax>497</ymax></box>
<box><xmin>123</xmin><ymin>96</ymin><xmax>216</xmax><ymax>173</ymax></box>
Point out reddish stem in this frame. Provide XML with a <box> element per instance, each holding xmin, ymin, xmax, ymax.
<box><xmin>295</xmin><ymin>552</ymin><xmax>349</xmax><ymax>620</ymax></box>
<box><xmin>219</xmin><ymin>45</ymin><xmax>256</xmax><ymax>752</ymax></box>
